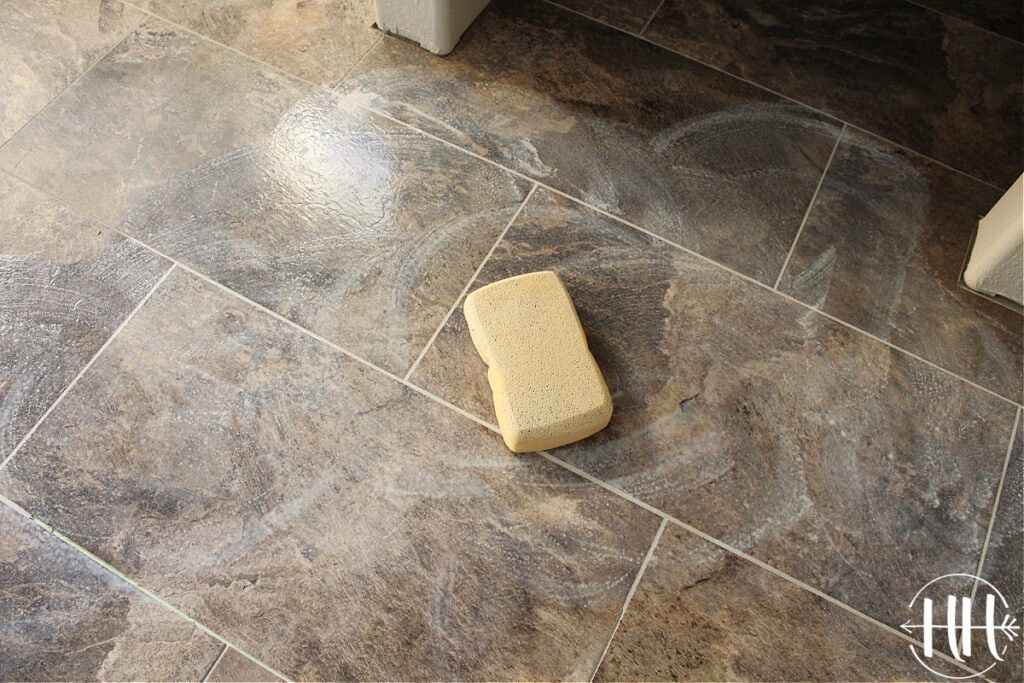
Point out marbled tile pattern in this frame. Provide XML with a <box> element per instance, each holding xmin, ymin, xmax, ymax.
<box><xmin>548</xmin><ymin>0</ymin><xmax>664</xmax><ymax>33</ymax></box>
<box><xmin>779</xmin><ymin>129</ymin><xmax>1022</xmax><ymax>402</ymax></box>
<box><xmin>0</xmin><ymin>268</ymin><xmax>661</xmax><ymax>681</ymax></box>
<box><xmin>643</xmin><ymin>0</ymin><xmax>1024</xmax><ymax>188</ymax></box>
<box><xmin>0</xmin><ymin>19</ymin><xmax>309</xmax><ymax>226</ymax></box>
<box><xmin>119</xmin><ymin>93</ymin><xmax>530</xmax><ymax>375</ymax></box>
<box><xmin>0</xmin><ymin>0</ymin><xmax>144</xmax><ymax>144</ymax></box>
<box><xmin>340</xmin><ymin>0</ymin><xmax>840</xmax><ymax>284</ymax></box>
<box><xmin>411</xmin><ymin>189</ymin><xmax>1017</xmax><ymax>630</ymax></box>
<box><xmin>0</xmin><ymin>503</ymin><xmax>221</xmax><ymax>681</ymax></box>
<box><xmin>595</xmin><ymin>524</ymin><xmax>931</xmax><ymax>681</ymax></box>
<box><xmin>207</xmin><ymin>648</ymin><xmax>282</xmax><ymax>682</ymax></box>
<box><xmin>909</xmin><ymin>0</ymin><xmax>1024</xmax><ymax>42</ymax></box>
<box><xmin>0</xmin><ymin>172</ymin><xmax>169</xmax><ymax>460</ymax></box>
<box><xmin>977</xmin><ymin>418</ymin><xmax>1022</xmax><ymax>683</ymax></box>
<box><xmin>134</xmin><ymin>0</ymin><xmax>380</xmax><ymax>87</ymax></box>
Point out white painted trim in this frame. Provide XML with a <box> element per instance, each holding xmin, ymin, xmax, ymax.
<box><xmin>964</xmin><ymin>174</ymin><xmax>1023</xmax><ymax>305</ymax></box>
<box><xmin>375</xmin><ymin>0</ymin><xmax>491</xmax><ymax>55</ymax></box>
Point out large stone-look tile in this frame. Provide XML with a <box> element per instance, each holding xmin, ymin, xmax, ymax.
<box><xmin>0</xmin><ymin>172</ymin><xmax>170</xmax><ymax>460</ymax></box>
<box><xmin>0</xmin><ymin>503</ymin><xmax>222</xmax><ymax>681</ymax></box>
<box><xmin>0</xmin><ymin>0</ymin><xmax>144</xmax><ymax>144</ymax></box>
<box><xmin>548</xmin><ymin>0</ymin><xmax>664</xmax><ymax>33</ymax></box>
<box><xmin>133</xmin><ymin>0</ymin><xmax>380</xmax><ymax>87</ymax></box>
<box><xmin>643</xmin><ymin>0</ymin><xmax>1023</xmax><ymax>188</ymax></box>
<box><xmin>207</xmin><ymin>648</ymin><xmax>282</xmax><ymax>682</ymax></box>
<box><xmin>0</xmin><ymin>18</ymin><xmax>310</xmax><ymax>226</ymax></box>
<box><xmin>595</xmin><ymin>523</ymin><xmax>933</xmax><ymax>681</ymax></box>
<box><xmin>339</xmin><ymin>0</ymin><xmax>840</xmax><ymax>285</ymax></box>
<box><xmin>119</xmin><ymin>93</ymin><xmax>530</xmax><ymax>375</ymax></box>
<box><xmin>975</xmin><ymin>418</ymin><xmax>1022</xmax><ymax>683</ymax></box>
<box><xmin>0</xmin><ymin>268</ymin><xmax>661</xmax><ymax>681</ymax></box>
<box><xmin>410</xmin><ymin>188</ymin><xmax>1017</xmax><ymax>630</ymax></box>
<box><xmin>778</xmin><ymin>129</ymin><xmax>1022</xmax><ymax>403</ymax></box>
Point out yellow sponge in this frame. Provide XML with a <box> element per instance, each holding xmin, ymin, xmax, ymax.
<box><xmin>463</xmin><ymin>270</ymin><xmax>613</xmax><ymax>453</ymax></box>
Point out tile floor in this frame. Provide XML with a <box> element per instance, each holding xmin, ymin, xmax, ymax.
<box><xmin>0</xmin><ymin>0</ymin><xmax>1020</xmax><ymax>681</ymax></box>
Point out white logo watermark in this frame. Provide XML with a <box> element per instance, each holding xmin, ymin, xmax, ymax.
<box><xmin>902</xmin><ymin>573</ymin><xmax>1019</xmax><ymax>679</ymax></box>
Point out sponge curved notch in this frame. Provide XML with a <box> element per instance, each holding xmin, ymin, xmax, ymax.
<box><xmin>463</xmin><ymin>270</ymin><xmax>613</xmax><ymax>453</ymax></box>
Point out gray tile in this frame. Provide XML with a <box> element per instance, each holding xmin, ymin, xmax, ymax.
<box><xmin>0</xmin><ymin>172</ymin><xmax>170</xmax><ymax>460</ymax></box>
<box><xmin>548</xmin><ymin>0</ymin><xmax>664</xmax><ymax>33</ymax></box>
<box><xmin>119</xmin><ymin>92</ymin><xmax>530</xmax><ymax>375</ymax></box>
<box><xmin>207</xmin><ymin>648</ymin><xmax>282</xmax><ymax>682</ymax></box>
<box><xmin>339</xmin><ymin>0</ymin><xmax>840</xmax><ymax>285</ymax></box>
<box><xmin>133</xmin><ymin>0</ymin><xmax>380</xmax><ymax>87</ymax></box>
<box><xmin>0</xmin><ymin>267</ymin><xmax>661</xmax><ymax>681</ymax></box>
<box><xmin>644</xmin><ymin>0</ymin><xmax>1024</xmax><ymax>189</ymax></box>
<box><xmin>0</xmin><ymin>0</ymin><xmax>144</xmax><ymax>144</ymax></box>
<box><xmin>0</xmin><ymin>18</ymin><xmax>310</xmax><ymax>227</ymax></box>
<box><xmin>410</xmin><ymin>188</ymin><xmax>1018</xmax><ymax>631</ymax></box>
<box><xmin>0</xmin><ymin>503</ymin><xmax>222</xmax><ymax>682</ymax></box>
<box><xmin>595</xmin><ymin>523</ymin><xmax>938</xmax><ymax>681</ymax></box>
<box><xmin>779</xmin><ymin>129</ymin><xmax>1022</xmax><ymax>403</ymax></box>
<box><xmin>975</xmin><ymin>418</ymin><xmax>1022</xmax><ymax>683</ymax></box>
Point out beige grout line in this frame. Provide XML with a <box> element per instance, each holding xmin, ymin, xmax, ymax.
<box><xmin>902</xmin><ymin>0</ymin><xmax>1024</xmax><ymax>47</ymax></box>
<box><xmin>0</xmin><ymin>263</ymin><xmax>175</xmax><ymax>473</ymax></box>
<box><xmin>201</xmin><ymin>644</ymin><xmax>229</xmax><ymax>683</ymax></box>
<box><xmin>404</xmin><ymin>183</ymin><xmax>539</xmax><ymax>382</ymax></box>
<box><xmin>0</xmin><ymin>10</ymin><xmax>146</xmax><ymax>158</ymax></box>
<box><xmin>773</xmin><ymin>123</ymin><xmax>846</xmax><ymax>290</ymax></box>
<box><xmin>120</xmin><ymin>235</ymin><xmax>502</xmax><ymax>436</ymax></box>
<box><xmin>639</xmin><ymin>0</ymin><xmax>668</xmax><ymax>35</ymax></box>
<box><xmin>969</xmin><ymin>406</ymin><xmax>1021</xmax><ymax>605</ymax></box>
<box><xmin>535</xmin><ymin>449</ymin><xmax>985</xmax><ymax>678</ymax></box>
<box><xmin>0</xmin><ymin>493</ymin><xmax>293</xmax><ymax>683</ymax></box>
<box><xmin>589</xmin><ymin>518</ymin><xmax>667</xmax><ymax>682</ymax></box>
<box><xmin>332</xmin><ymin>33</ymin><xmax>384</xmax><ymax>90</ymax></box>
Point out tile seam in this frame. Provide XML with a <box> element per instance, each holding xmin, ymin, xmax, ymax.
<box><xmin>404</xmin><ymin>183</ymin><xmax>539</xmax><ymax>381</ymax></box>
<box><xmin>902</xmin><ymin>0</ymin><xmax>1024</xmax><ymax>46</ymax></box>
<box><xmin>201</xmin><ymin>644</ymin><xmax>229</xmax><ymax>683</ymax></box>
<box><xmin>332</xmin><ymin>34</ymin><xmax>384</xmax><ymax>90</ymax></box>
<box><xmin>773</xmin><ymin>123</ymin><xmax>846</xmax><ymax>289</ymax></box>
<box><xmin>118</xmin><ymin>235</ymin><xmax>503</xmax><ymax>435</ymax></box>
<box><xmin>969</xmin><ymin>406</ymin><xmax>1022</xmax><ymax>605</ymax></box>
<box><xmin>0</xmin><ymin>8</ymin><xmax>147</xmax><ymax>159</ymax></box>
<box><xmin>0</xmin><ymin>262</ymin><xmax>175</xmax><ymax>473</ymax></box>
<box><xmin>588</xmin><ymin>517</ymin><xmax>668</xmax><ymax>682</ymax></box>
<box><xmin>535</xmin><ymin>450</ymin><xmax>984</xmax><ymax>678</ymax></box>
<box><xmin>639</xmin><ymin>0</ymin><xmax>669</xmax><ymax>35</ymax></box>
<box><xmin>0</xmin><ymin>493</ymin><xmax>293</xmax><ymax>683</ymax></box>
<box><xmin>537</xmin><ymin>0</ymin><xmax>1011</xmax><ymax>191</ymax></box>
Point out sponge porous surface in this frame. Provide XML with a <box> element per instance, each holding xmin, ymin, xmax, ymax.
<box><xmin>463</xmin><ymin>270</ymin><xmax>613</xmax><ymax>453</ymax></box>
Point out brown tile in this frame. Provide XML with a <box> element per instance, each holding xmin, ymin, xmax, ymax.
<box><xmin>339</xmin><ymin>0</ymin><xmax>840</xmax><ymax>285</ymax></box>
<box><xmin>134</xmin><ymin>0</ymin><xmax>380</xmax><ymax>87</ymax></box>
<box><xmin>908</xmin><ymin>0</ymin><xmax>1023</xmax><ymax>43</ymax></box>
<box><xmin>0</xmin><ymin>502</ymin><xmax>222</xmax><ymax>681</ymax></box>
<box><xmin>0</xmin><ymin>0</ymin><xmax>144</xmax><ymax>143</ymax></box>
<box><xmin>0</xmin><ymin>18</ymin><xmax>310</xmax><ymax>227</ymax></box>
<box><xmin>548</xmin><ymin>0</ymin><xmax>664</xmax><ymax>33</ymax></box>
<box><xmin>0</xmin><ymin>171</ymin><xmax>170</xmax><ymax>460</ymax></box>
<box><xmin>119</xmin><ymin>93</ymin><xmax>530</xmax><ymax>375</ymax></box>
<box><xmin>410</xmin><ymin>188</ymin><xmax>1018</xmax><ymax>631</ymax></box>
<box><xmin>778</xmin><ymin>129</ymin><xmax>1022</xmax><ymax>403</ymax></box>
<box><xmin>975</xmin><ymin>417</ymin><xmax>1023</xmax><ymax>683</ymax></box>
<box><xmin>207</xmin><ymin>648</ymin><xmax>282</xmax><ymax>682</ymax></box>
<box><xmin>0</xmin><ymin>267</ymin><xmax>661</xmax><ymax>681</ymax></box>
<box><xmin>595</xmin><ymin>523</ymin><xmax>941</xmax><ymax>681</ymax></box>
<box><xmin>643</xmin><ymin>0</ymin><xmax>1023</xmax><ymax>188</ymax></box>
